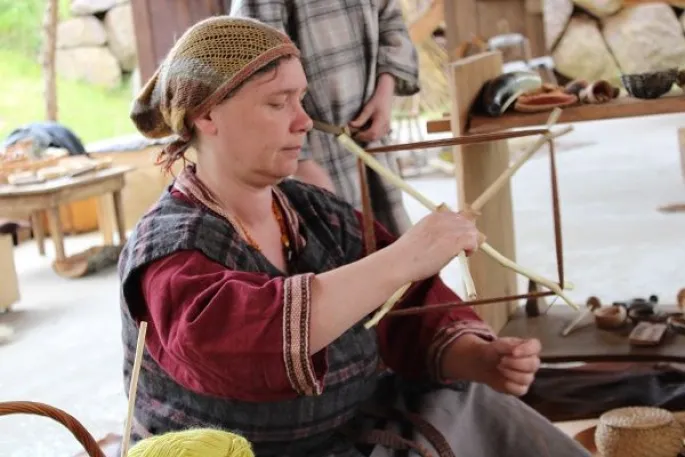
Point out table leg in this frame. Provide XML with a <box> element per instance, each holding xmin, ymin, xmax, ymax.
<box><xmin>31</xmin><ymin>211</ymin><xmax>45</xmax><ymax>256</ymax></box>
<box><xmin>96</xmin><ymin>195</ymin><xmax>114</xmax><ymax>245</ymax></box>
<box><xmin>112</xmin><ymin>190</ymin><xmax>127</xmax><ymax>244</ymax></box>
<box><xmin>46</xmin><ymin>206</ymin><xmax>66</xmax><ymax>262</ymax></box>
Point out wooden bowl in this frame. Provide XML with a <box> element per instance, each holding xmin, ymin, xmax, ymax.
<box><xmin>621</xmin><ymin>69</ymin><xmax>677</xmax><ymax>99</ymax></box>
<box><xmin>594</xmin><ymin>306</ymin><xmax>628</xmax><ymax>329</ymax></box>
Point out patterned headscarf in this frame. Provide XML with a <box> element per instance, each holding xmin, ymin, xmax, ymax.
<box><xmin>130</xmin><ymin>16</ymin><xmax>301</xmax><ymax>169</ymax></box>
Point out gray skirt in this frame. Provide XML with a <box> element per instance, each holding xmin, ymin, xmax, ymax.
<box><xmin>361</xmin><ymin>381</ymin><xmax>592</xmax><ymax>457</ymax></box>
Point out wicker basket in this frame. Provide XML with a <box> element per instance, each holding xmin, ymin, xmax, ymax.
<box><xmin>0</xmin><ymin>401</ymin><xmax>106</xmax><ymax>457</ymax></box>
<box><xmin>595</xmin><ymin>406</ymin><xmax>684</xmax><ymax>457</ymax></box>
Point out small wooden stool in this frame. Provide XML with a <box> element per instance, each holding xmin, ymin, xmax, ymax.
<box><xmin>657</xmin><ymin>127</ymin><xmax>685</xmax><ymax>213</ymax></box>
<box><xmin>0</xmin><ymin>234</ymin><xmax>20</xmax><ymax>312</ymax></box>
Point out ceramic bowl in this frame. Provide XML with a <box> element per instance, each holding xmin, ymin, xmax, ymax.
<box><xmin>621</xmin><ymin>69</ymin><xmax>678</xmax><ymax>99</ymax></box>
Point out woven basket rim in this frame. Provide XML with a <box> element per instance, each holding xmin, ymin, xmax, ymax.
<box><xmin>599</xmin><ymin>406</ymin><xmax>676</xmax><ymax>430</ymax></box>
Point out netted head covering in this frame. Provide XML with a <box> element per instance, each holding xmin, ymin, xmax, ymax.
<box><xmin>130</xmin><ymin>16</ymin><xmax>301</xmax><ymax>170</ymax></box>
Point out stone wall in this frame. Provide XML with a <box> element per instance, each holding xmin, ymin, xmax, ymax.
<box><xmin>55</xmin><ymin>0</ymin><xmax>137</xmax><ymax>89</ymax></box>
<box><xmin>545</xmin><ymin>1</ymin><xmax>685</xmax><ymax>85</ymax></box>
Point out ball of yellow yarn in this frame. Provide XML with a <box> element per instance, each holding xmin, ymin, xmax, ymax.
<box><xmin>127</xmin><ymin>428</ymin><xmax>254</xmax><ymax>457</ymax></box>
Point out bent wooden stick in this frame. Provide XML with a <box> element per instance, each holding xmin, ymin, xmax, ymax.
<box><xmin>469</xmin><ymin>109</ymin><xmax>572</xmax><ymax>212</ymax></box>
<box><xmin>336</xmin><ymin>122</ymin><xmax>579</xmax><ymax>326</ymax></box>
<box><xmin>337</xmin><ymin>135</ymin><xmax>477</xmax><ymax>328</ymax></box>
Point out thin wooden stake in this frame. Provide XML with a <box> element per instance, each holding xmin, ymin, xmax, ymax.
<box><xmin>120</xmin><ymin>321</ymin><xmax>148</xmax><ymax>457</ymax></box>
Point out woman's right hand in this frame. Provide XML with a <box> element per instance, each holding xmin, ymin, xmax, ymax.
<box><xmin>389</xmin><ymin>209</ymin><xmax>484</xmax><ymax>283</ymax></box>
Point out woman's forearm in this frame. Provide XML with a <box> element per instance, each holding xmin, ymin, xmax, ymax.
<box><xmin>308</xmin><ymin>245</ymin><xmax>406</xmax><ymax>353</ymax></box>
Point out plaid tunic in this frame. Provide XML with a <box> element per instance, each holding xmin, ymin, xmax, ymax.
<box><xmin>119</xmin><ymin>180</ymin><xmax>381</xmax><ymax>456</ymax></box>
<box><xmin>229</xmin><ymin>0</ymin><xmax>420</xmax><ymax>235</ymax></box>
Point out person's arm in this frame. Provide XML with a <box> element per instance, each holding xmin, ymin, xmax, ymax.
<box><xmin>359</xmin><ymin>213</ymin><xmax>496</xmax><ymax>382</ymax></box>
<box><xmin>376</xmin><ymin>0</ymin><xmax>420</xmax><ymax>96</ymax></box>
<box><xmin>351</xmin><ymin>0</ymin><xmax>420</xmax><ymax>140</ymax></box>
<box><xmin>136</xmin><ymin>244</ymin><xmax>407</xmax><ymax>401</ymax></box>
<box><xmin>293</xmin><ymin>159</ymin><xmax>337</xmax><ymax>194</ymax></box>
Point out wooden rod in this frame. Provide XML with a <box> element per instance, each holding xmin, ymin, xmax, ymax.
<box><xmin>365</xmin><ymin>128</ymin><xmax>550</xmax><ymax>154</ymax></box>
<box><xmin>387</xmin><ymin>290</ymin><xmax>556</xmax><ymax>317</ymax></box>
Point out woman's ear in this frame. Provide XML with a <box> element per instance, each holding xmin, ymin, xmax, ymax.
<box><xmin>193</xmin><ymin>110</ymin><xmax>218</xmax><ymax>136</ymax></box>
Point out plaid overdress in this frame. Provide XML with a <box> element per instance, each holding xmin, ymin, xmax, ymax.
<box><xmin>229</xmin><ymin>0</ymin><xmax>420</xmax><ymax>235</ymax></box>
<box><xmin>118</xmin><ymin>178</ymin><xmax>383</xmax><ymax>456</ymax></box>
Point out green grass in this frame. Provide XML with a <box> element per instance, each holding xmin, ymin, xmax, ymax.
<box><xmin>0</xmin><ymin>49</ymin><xmax>137</xmax><ymax>144</ymax></box>
<box><xmin>0</xmin><ymin>0</ymin><xmax>138</xmax><ymax>145</ymax></box>
<box><xmin>0</xmin><ymin>0</ymin><xmax>71</xmax><ymax>56</ymax></box>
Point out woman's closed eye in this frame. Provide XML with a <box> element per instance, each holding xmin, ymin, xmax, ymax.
<box><xmin>268</xmin><ymin>99</ymin><xmax>287</xmax><ymax>109</ymax></box>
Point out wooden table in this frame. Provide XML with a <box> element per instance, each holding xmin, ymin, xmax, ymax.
<box><xmin>500</xmin><ymin>306</ymin><xmax>685</xmax><ymax>364</ymax></box>
<box><xmin>0</xmin><ymin>166</ymin><xmax>132</xmax><ymax>262</ymax></box>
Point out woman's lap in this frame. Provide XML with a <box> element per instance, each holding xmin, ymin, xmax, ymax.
<box><xmin>369</xmin><ymin>381</ymin><xmax>592</xmax><ymax>457</ymax></box>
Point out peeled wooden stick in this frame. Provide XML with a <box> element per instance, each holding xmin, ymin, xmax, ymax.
<box><xmin>337</xmin><ymin>134</ymin><xmax>478</xmax><ymax>326</ymax></box>
<box><xmin>120</xmin><ymin>321</ymin><xmax>148</xmax><ymax>457</ymax></box>
<box><xmin>337</xmin><ymin>128</ymin><xmax>579</xmax><ymax>326</ymax></box>
<box><xmin>365</xmin><ymin>282</ymin><xmax>413</xmax><ymax>328</ymax></box>
<box><xmin>480</xmin><ymin>243</ymin><xmax>577</xmax><ymax>310</ymax></box>
<box><xmin>470</xmin><ymin>111</ymin><xmax>573</xmax><ymax>212</ymax></box>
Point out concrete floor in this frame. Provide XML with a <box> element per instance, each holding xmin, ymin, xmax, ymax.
<box><xmin>1</xmin><ymin>113</ymin><xmax>684</xmax><ymax>456</ymax></box>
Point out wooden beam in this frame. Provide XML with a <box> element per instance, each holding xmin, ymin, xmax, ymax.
<box><xmin>408</xmin><ymin>0</ymin><xmax>444</xmax><ymax>43</ymax></box>
<box><xmin>130</xmin><ymin>0</ymin><xmax>156</xmax><ymax>83</ymax></box>
<box><xmin>444</xmin><ymin>0</ymin><xmax>479</xmax><ymax>61</ymax></box>
<box><xmin>448</xmin><ymin>52</ymin><xmax>518</xmax><ymax>333</ymax></box>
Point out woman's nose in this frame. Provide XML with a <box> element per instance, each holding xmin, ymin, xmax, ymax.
<box><xmin>293</xmin><ymin>103</ymin><xmax>313</xmax><ymax>133</ymax></box>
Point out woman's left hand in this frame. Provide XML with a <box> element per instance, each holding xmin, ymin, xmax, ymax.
<box><xmin>478</xmin><ymin>337</ymin><xmax>542</xmax><ymax>397</ymax></box>
<box><xmin>349</xmin><ymin>73</ymin><xmax>395</xmax><ymax>143</ymax></box>
<box><xmin>442</xmin><ymin>334</ymin><xmax>542</xmax><ymax>397</ymax></box>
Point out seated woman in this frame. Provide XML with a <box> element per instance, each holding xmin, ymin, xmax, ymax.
<box><xmin>120</xmin><ymin>16</ymin><xmax>590</xmax><ymax>457</ymax></box>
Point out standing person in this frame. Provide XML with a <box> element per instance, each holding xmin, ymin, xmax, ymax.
<box><xmin>229</xmin><ymin>0</ymin><xmax>419</xmax><ymax>235</ymax></box>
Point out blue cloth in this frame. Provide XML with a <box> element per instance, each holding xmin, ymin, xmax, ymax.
<box><xmin>2</xmin><ymin>121</ymin><xmax>87</xmax><ymax>156</ymax></box>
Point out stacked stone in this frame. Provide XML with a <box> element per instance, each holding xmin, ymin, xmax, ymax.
<box><xmin>544</xmin><ymin>0</ymin><xmax>685</xmax><ymax>84</ymax></box>
<box><xmin>55</xmin><ymin>0</ymin><xmax>137</xmax><ymax>89</ymax></box>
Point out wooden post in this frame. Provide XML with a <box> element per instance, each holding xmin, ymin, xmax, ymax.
<box><xmin>444</xmin><ymin>0</ymin><xmax>478</xmax><ymax>61</ymax></box>
<box><xmin>679</xmin><ymin>127</ymin><xmax>685</xmax><ymax>183</ymax></box>
<box><xmin>41</xmin><ymin>0</ymin><xmax>59</xmax><ymax>121</ymax></box>
<box><xmin>448</xmin><ymin>51</ymin><xmax>518</xmax><ymax>333</ymax></box>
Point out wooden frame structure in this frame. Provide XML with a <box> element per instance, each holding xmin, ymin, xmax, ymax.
<box><xmin>431</xmin><ymin>2</ymin><xmax>685</xmax><ymax>332</ymax></box>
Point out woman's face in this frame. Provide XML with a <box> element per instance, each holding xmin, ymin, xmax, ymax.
<box><xmin>196</xmin><ymin>57</ymin><xmax>312</xmax><ymax>186</ymax></box>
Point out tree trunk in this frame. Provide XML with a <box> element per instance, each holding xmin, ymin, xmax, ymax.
<box><xmin>42</xmin><ymin>0</ymin><xmax>59</xmax><ymax>121</ymax></box>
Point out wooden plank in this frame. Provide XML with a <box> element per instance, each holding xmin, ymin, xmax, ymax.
<box><xmin>444</xmin><ymin>0</ymin><xmax>478</xmax><ymax>61</ymax></box>
<box><xmin>132</xmin><ymin>0</ymin><xmax>225</xmax><ymax>84</ymax></box>
<box><xmin>476</xmin><ymin>0</ymin><xmax>526</xmax><ymax>40</ymax></box>
<box><xmin>448</xmin><ymin>51</ymin><xmax>518</xmax><ymax>333</ymax></box>
<box><xmin>408</xmin><ymin>0</ymin><xmax>444</xmax><ymax>43</ymax></box>
<box><xmin>130</xmin><ymin>0</ymin><xmax>156</xmax><ymax>83</ymax></box>
<box><xmin>427</xmin><ymin>93</ymin><xmax>685</xmax><ymax>134</ymax></box>
<box><xmin>427</xmin><ymin>117</ymin><xmax>451</xmax><ymax>133</ymax></box>
<box><xmin>525</xmin><ymin>0</ymin><xmax>543</xmax><ymax>14</ymax></box>
<box><xmin>524</xmin><ymin>10</ymin><xmax>545</xmax><ymax>57</ymax></box>
<box><xmin>469</xmin><ymin>93</ymin><xmax>685</xmax><ymax>133</ymax></box>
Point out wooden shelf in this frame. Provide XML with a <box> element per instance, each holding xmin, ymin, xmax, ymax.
<box><xmin>426</xmin><ymin>92</ymin><xmax>685</xmax><ymax>134</ymax></box>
